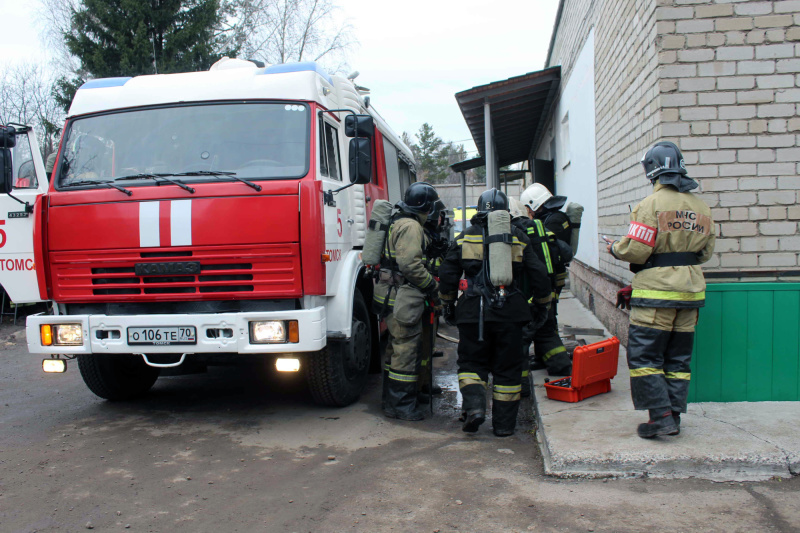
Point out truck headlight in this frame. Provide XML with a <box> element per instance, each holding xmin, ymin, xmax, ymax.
<box><xmin>42</xmin><ymin>359</ymin><xmax>67</xmax><ymax>373</ymax></box>
<box><xmin>41</xmin><ymin>324</ymin><xmax>83</xmax><ymax>346</ymax></box>
<box><xmin>250</xmin><ymin>321</ymin><xmax>286</xmax><ymax>343</ymax></box>
<box><xmin>275</xmin><ymin>358</ymin><xmax>301</xmax><ymax>372</ymax></box>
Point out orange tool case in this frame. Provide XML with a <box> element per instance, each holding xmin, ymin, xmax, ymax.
<box><xmin>544</xmin><ymin>336</ymin><xmax>620</xmax><ymax>403</ymax></box>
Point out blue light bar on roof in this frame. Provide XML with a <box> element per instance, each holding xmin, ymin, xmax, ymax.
<box><xmin>79</xmin><ymin>77</ymin><xmax>132</xmax><ymax>90</ymax></box>
<box><xmin>260</xmin><ymin>62</ymin><xmax>333</xmax><ymax>84</ymax></box>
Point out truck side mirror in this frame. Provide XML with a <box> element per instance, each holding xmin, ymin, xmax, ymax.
<box><xmin>345</xmin><ymin>115</ymin><xmax>374</xmax><ymax>138</ymax></box>
<box><xmin>349</xmin><ymin>138</ymin><xmax>371</xmax><ymax>184</ymax></box>
<box><xmin>0</xmin><ymin>149</ymin><xmax>12</xmax><ymax>194</ymax></box>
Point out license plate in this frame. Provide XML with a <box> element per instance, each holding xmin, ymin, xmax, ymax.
<box><xmin>128</xmin><ymin>326</ymin><xmax>197</xmax><ymax>346</ymax></box>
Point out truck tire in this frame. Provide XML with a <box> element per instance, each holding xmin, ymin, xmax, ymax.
<box><xmin>306</xmin><ymin>291</ymin><xmax>372</xmax><ymax>407</ymax></box>
<box><xmin>77</xmin><ymin>354</ymin><xmax>160</xmax><ymax>401</ymax></box>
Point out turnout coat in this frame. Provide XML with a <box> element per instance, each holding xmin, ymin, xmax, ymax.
<box><xmin>438</xmin><ymin>218</ymin><xmax>552</xmax><ymax>325</ymax></box>
<box><xmin>611</xmin><ymin>181</ymin><xmax>715</xmax><ymax>308</ymax></box>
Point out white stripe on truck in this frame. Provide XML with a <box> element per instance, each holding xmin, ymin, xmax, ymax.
<box><xmin>170</xmin><ymin>200</ymin><xmax>192</xmax><ymax>246</ymax></box>
<box><xmin>139</xmin><ymin>201</ymin><xmax>160</xmax><ymax>247</ymax></box>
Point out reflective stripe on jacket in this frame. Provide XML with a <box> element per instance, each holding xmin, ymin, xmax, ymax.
<box><xmin>438</xmin><ymin>220</ymin><xmax>552</xmax><ymax>324</ymax></box>
<box><xmin>612</xmin><ymin>181</ymin><xmax>715</xmax><ymax>308</ymax></box>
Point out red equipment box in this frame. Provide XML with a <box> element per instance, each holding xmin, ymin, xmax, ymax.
<box><xmin>544</xmin><ymin>336</ymin><xmax>620</xmax><ymax>403</ymax></box>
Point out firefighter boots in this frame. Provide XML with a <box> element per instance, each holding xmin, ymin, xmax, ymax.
<box><xmin>460</xmin><ymin>383</ymin><xmax>487</xmax><ymax>433</ymax></box>
<box><xmin>637</xmin><ymin>408</ymin><xmax>679</xmax><ymax>438</ymax></box>
<box><xmin>462</xmin><ymin>409</ymin><xmax>486</xmax><ymax>433</ymax></box>
<box><xmin>672</xmin><ymin>411</ymin><xmax>681</xmax><ymax>435</ymax></box>
<box><xmin>384</xmin><ymin>379</ymin><xmax>425</xmax><ymax>421</ymax></box>
<box><xmin>492</xmin><ymin>399</ymin><xmax>520</xmax><ymax>437</ymax></box>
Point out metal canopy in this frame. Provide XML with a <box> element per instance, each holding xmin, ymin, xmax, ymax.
<box><xmin>499</xmin><ymin>170</ymin><xmax>529</xmax><ymax>182</ymax></box>
<box><xmin>455</xmin><ymin>67</ymin><xmax>561</xmax><ymax>168</ymax></box>
<box><xmin>449</xmin><ymin>156</ymin><xmax>485</xmax><ymax>173</ymax></box>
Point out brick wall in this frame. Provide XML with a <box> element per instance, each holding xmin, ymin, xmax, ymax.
<box><xmin>595</xmin><ymin>0</ymin><xmax>662</xmax><ymax>283</ymax></box>
<box><xmin>544</xmin><ymin>0</ymin><xmax>663</xmax><ymax>284</ymax></box>
<box><xmin>538</xmin><ymin>0</ymin><xmax>800</xmax><ymax>341</ymax></box>
<box><xmin>548</xmin><ymin>0</ymin><xmax>598</xmax><ymax>90</ymax></box>
<box><xmin>657</xmin><ymin>0</ymin><xmax>800</xmax><ymax>271</ymax></box>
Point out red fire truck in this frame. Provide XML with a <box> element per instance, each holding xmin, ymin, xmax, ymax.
<box><xmin>0</xmin><ymin>58</ymin><xmax>418</xmax><ymax>406</ymax></box>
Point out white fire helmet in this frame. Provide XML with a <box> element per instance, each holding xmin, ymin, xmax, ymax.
<box><xmin>520</xmin><ymin>183</ymin><xmax>553</xmax><ymax>213</ymax></box>
<box><xmin>508</xmin><ymin>197</ymin><xmax>527</xmax><ymax>219</ymax></box>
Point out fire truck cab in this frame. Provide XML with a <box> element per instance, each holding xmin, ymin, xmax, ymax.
<box><xmin>1</xmin><ymin>58</ymin><xmax>417</xmax><ymax>406</ymax></box>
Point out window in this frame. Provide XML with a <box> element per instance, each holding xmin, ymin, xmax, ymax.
<box><xmin>398</xmin><ymin>152</ymin><xmax>415</xmax><ymax>196</ymax></box>
<box><xmin>58</xmin><ymin>102</ymin><xmax>310</xmax><ymax>188</ymax></box>
<box><xmin>11</xmin><ymin>132</ymin><xmax>37</xmax><ymax>189</ymax></box>
<box><xmin>383</xmin><ymin>138</ymin><xmax>401</xmax><ymax>204</ymax></box>
<box><xmin>318</xmin><ymin>119</ymin><xmax>341</xmax><ymax>181</ymax></box>
<box><xmin>398</xmin><ymin>159</ymin><xmax>410</xmax><ymax>195</ymax></box>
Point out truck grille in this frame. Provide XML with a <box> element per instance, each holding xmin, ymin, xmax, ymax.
<box><xmin>50</xmin><ymin>245</ymin><xmax>302</xmax><ymax>302</ymax></box>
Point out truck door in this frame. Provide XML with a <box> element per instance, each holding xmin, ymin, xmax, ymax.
<box><xmin>318</xmin><ymin>115</ymin><xmax>351</xmax><ymax>292</ymax></box>
<box><xmin>0</xmin><ymin>127</ymin><xmax>49</xmax><ymax>303</ymax></box>
<box><xmin>363</xmin><ymin>127</ymin><xmax>388</xmax><ymax>218</ymax></box>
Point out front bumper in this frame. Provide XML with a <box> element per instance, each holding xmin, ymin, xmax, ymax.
<box><xmin>26</xmin><ymin>307</ymin><xmax>327</xmax><ymax>355</ymax></box>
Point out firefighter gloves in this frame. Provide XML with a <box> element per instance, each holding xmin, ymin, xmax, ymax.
<box><xmin>616</xmin><ymin>286</ymin><xmax>633</xmax><ymax>310</ymax></box>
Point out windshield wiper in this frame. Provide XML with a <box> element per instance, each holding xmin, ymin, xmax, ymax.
<box><xmin>114</xmin><ymin>173</ymin><xmax>195</xmax><ymax>194</ymax></box>
<box><xmin>172</xmin><ymin>170</ymin><xmax>262</xmax><ymax>192</ymax></box>
<box><xmin>62</xmin><ymin>179</ymin><xmax>132</xmax><ymax>196</ymax></box>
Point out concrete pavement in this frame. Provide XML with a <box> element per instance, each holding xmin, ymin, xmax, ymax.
<box><xmin>533</xmin><ymin>291</ymin><xmax>800</xmax><ymax>482</ymax></box>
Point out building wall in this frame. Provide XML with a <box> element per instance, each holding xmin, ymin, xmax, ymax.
<box><xmin>656</xmin><ymin>0</ymin><xmax>800</xmax><ymax>272</ymax></box>
<box><xmin>537</xmin><ymin>0</ymin><xmax>800</xmax><ymax>341</ymax></box>
<box><xmin>535</xmin><ymin>0</ymin><xmax>662</xmax><ymax>339</ymax></box>
<box><xmin>538</xmin><ymin>0</ymin><xmax>662</xmax><ymax>283</ymax></box>
<box><xmin>538</xmin><ymin>29</ymin><xmax>601</xmax><ymax>269</ymax></box>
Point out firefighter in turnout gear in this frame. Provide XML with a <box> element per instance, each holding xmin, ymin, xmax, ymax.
<box><xmin>374</xmin><ymin>182</ymin><xmax>441</xmax><ymax>421</ymax></box>
<box><xmin>608</xmin><ymin>141</ymin><xmax>715</xmax><ymax>438</ymax></box>
<box><xmin>439</xmin><ymin>189</ymin><xmax>552</xmax><ymax>436</ymax></box>
<box><xmin>419</xmin><ymin>199</ymin><xmax>450</xmax><ymax>400</ymax></box>
<box><xmin>509</xmin><ymin>198</ymin><xmax>572</xmax><ymax>395</ymax></box>
<box><xmin>423</xmin><ymin>199</ymin><xmax>451</xmax><ymax>277</ymax></box>
<box><xmin>518</xmin><ymin>184</ymin><xmax>576</xmax><ymax>377</ymax></box>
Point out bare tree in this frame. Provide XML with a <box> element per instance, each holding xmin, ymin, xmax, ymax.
<box><xmin>0</xmin><ymin>62</ymin><xmax>65</xmax><ymax>157</ymax></box>
<box><xmin>225</xmin><ymin>0</ymin><xmax>357</xmax><ymax>72</ymax></box>
<box><xmin>38</xmin><ymin>0</ymin><xmax>357</xmax><ymax>80</ymax></box>
<box><xmin>36</xmin><ymin>0</ymin><xmax>83</xmax><ymax>78</ymax></box>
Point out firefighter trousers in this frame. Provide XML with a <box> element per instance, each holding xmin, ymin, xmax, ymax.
<box><xmin>532</xmin><ymin>303</ymin><xmax>572</xmax><ymax>376</ymax></box>
<box><xmin>627</xmin><ymin>306</ymin><xmax>697</xmax><ymax>413</ymax></box>
<box><xmin>457</xmin><ymin>321</ymin><xmax>524</xmax><ymax>433</ymax></box>
<box><xmin>384</xmin><ymin>314</ymin><xmax>423</xmax><ymax>375</ymax></box>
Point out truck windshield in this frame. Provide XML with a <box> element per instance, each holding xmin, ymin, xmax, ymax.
<box><xmin>58</xmin><ymin>102</ymin><xmax>310</xmax><ymax>187</ymax></box>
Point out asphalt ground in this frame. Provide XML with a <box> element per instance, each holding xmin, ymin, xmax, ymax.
<box><xmin>1</xmin><ymin>319</ymin><xmax>799</xmax><ymax>533</ymax></box>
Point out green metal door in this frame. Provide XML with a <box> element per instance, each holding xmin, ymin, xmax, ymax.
<box><xmin>690</xmin><ymin>283</ymin><xmax>800</xmax><ymax>402</ymax></box>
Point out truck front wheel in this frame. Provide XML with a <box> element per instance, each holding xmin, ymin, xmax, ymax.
<box><xmin>77</xmin><ymin>354</ymin><xmax>160</xmax><ymax>401</ymax></box>
<box><xmin>306</xmin><ymin>291</ymin><xmax>372</xmax><ymax>406</ymax></box>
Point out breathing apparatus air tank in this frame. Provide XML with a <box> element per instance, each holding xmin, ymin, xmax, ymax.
<box><xmin>487</xmin><ymin>210</ymin><xmax>513</xmax><ymax>288</ymax></box>
<box><xmin>362</xmin><ymin>199</ymin><xmax>394</xmax><ymax>267</ymax></box>
<box><xmin>565</xmin><ymin>202</ymin><xmax>584</xmax><ymax>256</ymax></box>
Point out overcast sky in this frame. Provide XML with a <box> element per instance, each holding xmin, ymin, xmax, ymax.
<box><xmin>1</xmin><ymin>0</ymin><xmax>559</xmax><ymax>155</ymax></box>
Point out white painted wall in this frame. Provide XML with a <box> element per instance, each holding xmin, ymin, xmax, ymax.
<box><xmin>536</xmin><ymin>29</ymin><xmax>599</xmax><ymax>269</ymax></box>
